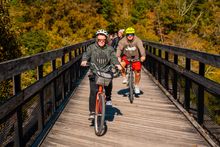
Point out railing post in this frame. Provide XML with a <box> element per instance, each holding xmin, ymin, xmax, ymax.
<box><xmin>173</xmin><ymin>54</ymin><xmax>178</xmax><ymax>99</ymax></box>
<box><xmin>61</xmin><ymin>55</ymin><xmax>66</xmax><ymax>99</ymax></box>
<box><xmin>37</xmin><ymin>65</ymin><xmax>44</xmax><ymax>129</ymax></box>
<box><xmin>13</xmin><ymin>74</ymin><xmax>23</xmax><ymax>147</ymax></box>
<box><xmin>197</xmin><ymin>62</ymin><xmax>205</xmax><ymax>124</ymax></box>
<box><xmin>144</xmin><ymin>44</ymin><xmax>148</xmax><ymax>69</ymax></box>
<box><xmin>158</xmin><ymin>49</ymin><xmax>162</xmax><ymax>83</ymax></box>
<box><xmin>73</xmin><ymin>50</ymin><xmax>77</xmax><ymax>85</ymax></box>
<box><xmin>147</xmin><ymin>45</ymin><xmax>151</xmax><ymax>70</ymax></box>
<box><xmin>51</xmin><ymin>60</ymin><xmax>56</xmax><ymax>111</ymax></box>
<box><xmin>152</xmin><ymin>47</ymin><xmax>156</xmax><ymax>78</ymax></box>
<box><xmin>79</xmin><ymin>48</ymin><xmax>83</xmax><ymax>77</ymax></box>
<box><xmin>184</xmin><ymin>58</ymin><xmax>191</xmax><ymax>111</ymax></box>
<box><xmin>76</xmin><ymin>49</ymin><xmax>81</xmax><ymax>78</ymax></box>
<box><xmin>69</xmin><ymin>52</ymin><xmax>73</xmax><ymax>90</ymax></box>
<box><xmin>149</xmin><ymin>46</ymin><xmax>152</xmax><ymax>74</ymax></box>
<box><xmin>165</xmin><ymin>51</ymin><xmax>169</xmax><ymax>90</ymax></box>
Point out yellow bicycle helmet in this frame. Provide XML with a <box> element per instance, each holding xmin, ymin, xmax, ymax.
<box><xmin>125</xmin><ymin>27</ymin><xmax>135</xmax><ymax>34</ymax></box>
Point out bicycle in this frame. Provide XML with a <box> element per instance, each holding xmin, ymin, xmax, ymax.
<box><xmin>126</xmin><ymin>57</ymin><xmax>139</xmax><ymax>104</ymax></box>
<box><xmin>88</xmin><ymin>63</ymin><xmax>116</xmax><ymax>136</ymax></box>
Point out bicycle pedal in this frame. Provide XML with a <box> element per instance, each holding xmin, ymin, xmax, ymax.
<box><xmin>88</xmin><ymin>117</ymin><xmax>94</xmax><ymax>121</ymax></box>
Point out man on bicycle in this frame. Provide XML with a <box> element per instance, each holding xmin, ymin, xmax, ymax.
<box><xmin>111</xmin><ymin>29</ymin><xmax>124</xmax><ymax>51</ymax></box>
<box><xmin>116</xmin><ymin>27</ymin><xmax>146</xmax><ymax>94</ymax></box>
<box><xmin>81</xmin><ymin>29</ymin><xmax>122</xmax><ymax>119</ymax></box>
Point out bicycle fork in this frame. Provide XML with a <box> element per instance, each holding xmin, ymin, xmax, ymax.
<box><xmin>96</xmin><ymin>86</ymin><xmax>105</xmax><ymax>113</ymax></box>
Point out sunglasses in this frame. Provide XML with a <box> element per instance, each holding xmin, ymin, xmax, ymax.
<box><xmin>97</xmin><ymin>39</ymin><xmax>106</xmax><ymax>43</ymax></box>
<box><xmin>126</xmin><ymin>34</ymin><xmax>134</xmax><ymax>37</ymax></box>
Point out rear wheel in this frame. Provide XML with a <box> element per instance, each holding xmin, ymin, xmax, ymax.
<box><xmin>94</xmin><ymin>93</ymin><xmax>106</xmax><ymax>136</ymax></box>
<box><xmin>128</xmin><ymin>70</ymin><xmax>134</xmax><ymax>103</ymax></box>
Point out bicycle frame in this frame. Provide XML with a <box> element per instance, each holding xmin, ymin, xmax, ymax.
<box><xmin>127</xmin><ymin>61</ymin><xmax>134</xmax><ymax>103</ymax></box>
<box><xmin>126</xmin><ymin>57</ymin><xmax>139</xmax><ymax>103</ymax></box>
<box><xmin>86</xmin><ymin>62</ymin><xmax>113</xmax><ymax>136</ymax></box>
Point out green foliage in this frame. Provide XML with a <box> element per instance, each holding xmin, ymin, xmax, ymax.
<box><xmin>0</xmin><ymin>1</ymin><xmax>22</xmax><ymax>103</ymax></box>
<box><xmin>0</xmin><ymin>80</ymin><xmax>13</xmax><ymax>104</ymax></box>
<box><xmin>131</xmin><ymin>0</ymin><xmax>150</xmax><ymax>24</ymax></box>
<box><xmin>0</xmin><ymin>0</ymin><xmax>21</xmax><ymax>62</ymax></box>
<box><xmin>19</xmin><ymin>30</ymin><xmax>49</xmax><ymax>55</ymax></box>
<box><xmin>3</xmin><ymin>0</ymin><xmax>219</xmax><ymax>56</ymax></box>
<box><xmin>10</xmin><ymin>0</ymin><xmax>18</xmax><ymax>5</ymax></box>
<box><xmin>97</xmin><ymin>0</ymin><xmax>114</xmax><ymax>21</ymax></box>
<box><xmin>206</xmin><ymin>93</ymin><xmax>220</xmax><ymax>124</ymax></box>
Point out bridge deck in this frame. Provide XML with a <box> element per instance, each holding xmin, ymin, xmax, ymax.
<box><xmin>41</xmin><ymin>70</ymin><xmax>209</xmax><ymax>147</ymax></box>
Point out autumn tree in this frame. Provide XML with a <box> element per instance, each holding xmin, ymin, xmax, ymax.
<box><xmin>0</xmin><ymin>0</ymin><xmax>21</xmax><ymax>102</ymax></box>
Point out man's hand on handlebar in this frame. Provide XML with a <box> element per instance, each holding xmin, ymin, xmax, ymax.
<box><xmin>140</xmin><ymin>56</ymin><xmax>146</xmax><ymax>62</ymax></box>
<box><xmin>115</xmin><ymin>64</ymin><xmax>122</xmax><ymax>71</ymax></box>
<box><xmin>118</xmin><ymin>57</ymin><xmax>122</xmax><ymax>63</ymax></box>
<box><xmin>81</xmin><ymin>60</ymin><xmax>87</xmax><ymax>66</ymax></box>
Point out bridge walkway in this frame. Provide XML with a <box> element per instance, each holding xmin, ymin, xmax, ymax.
<box><xmin>41</xmin><ymin>70</ymin><xmax>209</xmax><ymax>147</ymax></box>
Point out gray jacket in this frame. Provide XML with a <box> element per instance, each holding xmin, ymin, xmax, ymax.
<box><xmin>82</xmin><ymin>42</ymin><xmax>119</xmax><ymax>74</ymax></box>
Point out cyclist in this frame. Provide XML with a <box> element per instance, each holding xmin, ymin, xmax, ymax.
<box><xmin>111</xmin><ymin>29</ymin><xmax>124</xmax><ymax>51</ymax></box>
<box><xmin>81</xmin><ymin>29</ymin><xmax>122</xmax><ymax>119</ymax></box>
<box><xmin>116</xmin><ymin>27</ymin><xmax>146</xmax><ymax>94</ymax></box>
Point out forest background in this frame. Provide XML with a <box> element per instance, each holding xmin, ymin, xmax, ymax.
<box><xmin>0</xmin><ymin>0</ymin><xmax>220</xmax><ymax>121</ymax></box>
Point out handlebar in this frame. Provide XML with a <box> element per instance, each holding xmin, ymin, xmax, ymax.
<box><xmin>127</xmin><ymin>58</ymin><xmax>140</xmax><ymax>62</ymax></box>
<box><xmin>86</xmin><ymin>62</ymin><xmax>117</xmax><ymax>73</ymax></box>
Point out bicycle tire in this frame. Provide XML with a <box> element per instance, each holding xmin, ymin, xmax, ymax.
<box><xmin>128</xmin><ymin>69</ymin><xmax>134</xmax><ymax>103</ymax></box>
<box><xmin>94</xmin><ymin>93</ymin><xmax>106</xmax><ymax>136</ymax></box>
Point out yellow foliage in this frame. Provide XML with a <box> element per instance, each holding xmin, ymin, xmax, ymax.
<box><xmin>7</xmin><ymin>0</ymin><xmax>218</xmax><ymax>55</ymax></box>
<box><xmin>166</xmin><ymin>32</ymin><xmax>211</xmax><ymax>51</ymax></box>
<box><xmin>134</xmin><ymin>11</ymin><xmax>160</xmax><ymax>41</ymax></box>
<box><xmin>206</xmin><ymin>68</ymin><xmax>220</xmax><ymax>84</ymax></box>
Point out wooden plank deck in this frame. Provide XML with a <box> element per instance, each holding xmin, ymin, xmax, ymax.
<box><xmin>41</xmin><ymin>70</ymin><xmax>210</xmax><ymax>147</ymax></box>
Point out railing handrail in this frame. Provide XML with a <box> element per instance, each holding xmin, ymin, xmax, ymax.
<box><xmin>0</xmin><ymin>39</ymin><xmax>94</xmax><ymax>82</ymax></box>
<box><xmin>143</xmin><ymin>41</ymin><xmax>220</xmax><ymax>68</ymax></box>
<box><xmin>143</xmin><ymin>40</ymin><xmax>220</xmax><ymax>146</ymax></box>
<box><xmin>145</xmin><ymin>50</ymin><xmax>220</xmax><ymax>96</ymax></box>
<box><xmin>0</xmin><ymin>39</ymin><xmax>94</xmax><ymax>147</ymax></box>
<box><xmin>0</xmin><ymin>39</ymin><xmax>95</xmax><ymax>120</ymax></box>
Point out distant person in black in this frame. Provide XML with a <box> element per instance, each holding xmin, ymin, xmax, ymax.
<box><xmin>111</xmin><ymin>29</ymin><xmax>124</xmax><ymax>51</ymax></box>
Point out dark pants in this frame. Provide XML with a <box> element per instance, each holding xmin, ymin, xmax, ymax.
<box><xmin>89</xmin><ymin>75</ymin><xmax>112</xmax><ymax>112</ymax></box>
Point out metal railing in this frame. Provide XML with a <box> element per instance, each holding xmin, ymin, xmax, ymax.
<box><xmin>143</xmin><ymin>40</ymin><xmax>220</xmax><ymax>145</ymax></box>
<box><xmin>0</xmin><ymin>39</ymin><xmax>94</xmax><ymax>147</ymax></box>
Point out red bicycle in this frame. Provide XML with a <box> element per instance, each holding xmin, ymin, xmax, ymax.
<box><xmin>90</xmin><ymin>63</ymin><xmax>115</xmax><ymax>136</ymax></box>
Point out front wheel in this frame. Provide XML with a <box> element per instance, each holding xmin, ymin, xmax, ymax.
<box><xmin>94</xmin><ymin>93</ymin><xmax>106</xmax><ymax>136</ymax></box>
<box><xmin>128</xmin><ymin>71</ymin><xmax>134</xmax><ymax>104</ymax></box>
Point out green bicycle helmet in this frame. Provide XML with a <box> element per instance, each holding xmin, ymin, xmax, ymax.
<box><xmin>125</xmin><ymin>27</ymin><xmax>135</xmax><ymax>34</ymax></box>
